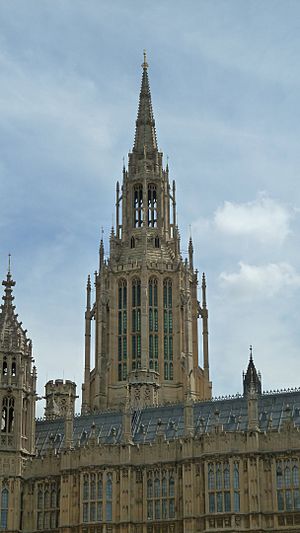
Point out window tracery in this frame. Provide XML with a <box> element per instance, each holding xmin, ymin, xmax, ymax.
<box><xmin>1</xmin><ymin>397</ymin><xmax>14</xmax><ymax>433</ymax></box>
<box><xmin>82</xmin><ymin>472</ymin><xmax>111</xmax><ymax>523</ymax></box>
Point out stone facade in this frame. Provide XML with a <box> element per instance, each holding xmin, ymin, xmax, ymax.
<box><xmin>1</xmin><ymin>56</ymin><xmax>300</xmax><ymax>533</ymax></box>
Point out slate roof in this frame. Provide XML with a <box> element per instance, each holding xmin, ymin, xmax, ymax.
<box><xmin>35</xmin><ymin>390</ymin><xmax>300</xmax><ymax>456</ymax></box>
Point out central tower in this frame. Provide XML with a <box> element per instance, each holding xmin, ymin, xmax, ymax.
<box><xmin>82</xmin><ymin>55</ymin><xmax>211</xmax><ymax>412</ymax></box>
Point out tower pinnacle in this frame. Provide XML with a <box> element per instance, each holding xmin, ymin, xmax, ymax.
<box><xmin>133</xmin><ymin>52</ymin><xmax>158</xmax><ymax>155</ymax></box>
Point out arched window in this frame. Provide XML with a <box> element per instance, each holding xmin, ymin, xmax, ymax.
<box><xmin>106</xmin><ymin>474</ymin><xmax>112</xmax><ymax>522</ymax></box>
<box><xmin>149</xmin><ymin>278</ymin><xmax>158</xmax><ymax>372</ymax></box>
<box><xmin>2</xmin><ymin>358</ymin><xmax>7</xmax><ymax>376</ymax></box>
<box><xmin>154</xmin><ymin>236</ymin><xmax>160</xmax><ymax>248</ymax></box>
<box><xmin>1</xmin><ymin>488</ymin><xmax>9</xmax><ymax>529</ymax></box>
<box><xmin>11</xmin><ymin>360</ymin><xmax>16</xmax><ymax>377</ymax></box>
<box><xmin>1</xmin><ymin>397</ymin><xmax>14</xmax><ymax>433</ymax></box>
<box><xmin>133</xmin><ymin>185</ymin><xmax>143</xmax><ymax>228</ymax></box>
<box><xmin>118</xmin><ymin>279</ymin><xmax>127</xmax><ymax>381</ymax></box>
<box><xmin>148</xmin><ymin>184</ymin><xmax>157</xmax><ymax>227</ymax></box>
<box><xmin>223</xmin><ymin>462</ymin><xmax>230</xmax><ymax>489</ymax></box>
<box><xmin>83</xmin><ymin>475</ymin><xmax>89</xmax><ymax>501</ymax></box>
<box><xmin>147</xmin><ymin>479</ymin><xmax>153</xmax><ymax>499</ymax></box>
<box><xmin>163</xmin><ymin>279</ymin><xmax>173</xmax><ymax>380</ymax></box>
<box><xmin>154</xmin><ymin>478</ymin><xmax>160</xmax><ymax>498</ymax></box>
<box><xmin>132</xmin><ymin>278</ymin><xmax>141</xmax><ymax>370</ymax></box>
<box><xmin>130</xmin><ymin>236</ymin><xmax>135</xmax><ymax>248</ymax></box>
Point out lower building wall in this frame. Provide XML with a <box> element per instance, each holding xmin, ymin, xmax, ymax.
<box><xmin>14</xmin><ymin>427</ymin><xmax>300</xmax><ymax>532</ymax></box>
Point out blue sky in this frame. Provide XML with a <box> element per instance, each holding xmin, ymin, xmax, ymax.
<box><xmin>1</xmin><ymin>0</ymin><xmax>300</xmax><ymax>415</ymax></box>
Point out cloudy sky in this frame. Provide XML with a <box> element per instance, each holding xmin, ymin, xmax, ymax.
<box><xmin>1</xmin><ymin>0</ymin><xmax>300</xmax><ymax>416</ymax></box>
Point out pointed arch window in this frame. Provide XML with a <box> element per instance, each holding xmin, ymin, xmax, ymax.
<box><xmin>130</xmin><ymin>236</ymin><xmax>135</xmax><ymax>249</ymax></box>
<box><xmin>133</xmin><ymin>185</ymin><xmax>143</xmax><ymax>228</ymax></box>
<box><xmin>11</xmin><ymin>360</ymin><xmax>16</xmax><ymax>377</ymax></box>
<box><xmin>148</xmin><ymin>184</ymin><xmax>157</xmax><ymax>227</ymax></box>
<box><xmin>132</xmin><ymin>278</ymin><xmax>141</xmax><ymax>370</ymax></box>
<box><xmin>106</xmin><ymin>473</ymin><xmax>112</xmax><ymax>522</ymax></box>
<box><xmin>1</xmin><ymin>397</ymin><xmax>14</xmax><ymax>433</ymax></box>
<box><xmin>118</xmin><ymin>279</ymin><xmax>127</xmax><ymax>381</ymax></box>
<box><xmin>2</xmin><ymin>357</ymin><xmax>7</xmax><ymax>376</ymax></box>
<box><xmin>277</xmin><ymin>459</ymin><xmax>300</xmax><ymax>512</ymax></box>
<box><xmin>146</xmin><ymin>471</ymin><xmax>176</xmax><ymax>521</ymax></box>
<box><xmin>149</xmin><ymin>277</ymin><xmax>158</xmax><ymax>372</ymax></box>
<box><xmin>1</xmin><ymin>488</ymin><xmax>8</xmax><ymax>529</ymax></box>
<box><xmin>163</xmin><ymin>279</ymin><xmax>173</xmax><ymax>380</ymax></box>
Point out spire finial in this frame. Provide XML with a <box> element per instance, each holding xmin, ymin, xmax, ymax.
<box><xmin>249</xmin><ymin>344</ymin><xmax>253</xmax><ymax>362</ymax></box>
<box><xmin>8</xmin><ymin>253</ymin><xmax>11</xmax><ymax>276</ymax></box>
<box><xmin>142</xmin><ymin>49</ymin><xmax>148</xmax><ymax>70</ymax></box>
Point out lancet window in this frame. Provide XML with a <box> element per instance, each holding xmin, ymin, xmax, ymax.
<box><xmin>207</xmin><ymin>461</ymin><xmax>240</xmax><ymax>513</ymax></box>
<box><xmin>276</xmin><ymin>459</ymin><xmax>300</xmax><ymax>511</ymax></box>
<box><xmin>118</xmin><ymin>279</ymin><xmax>127</xmax><ymax>381</ymax></box>
<box><xmin>0</xmin><ymin>488</ymin><xmax>8</xmax><ymax>529</ymax></box>
<box><xmin>148</xmin><ymin>184</ymin><xmax>157</xmax><ymax>227</ymax></box>
<box><xmin>133</xmin><ymin>185</ymin><xmax>143</xmax><ymax>228</ymax></box>
<box><xmin>36</xmin><ymin>481</ymin><xmax>60</xmax><ymax>530</ymax></box>
<box><xmin>132</xmin><ymin>278</ymin><xmax>141</xmax><ymax>370</ymax></box>
<box><xmin>82</xmin><ymin>472</ymin><xmax>112</xmax><ymax>523</ymax></box>
<box><xmin>2</xmin><ymin>357</ymin><xmax>7</xmax><ymax>376</ymax></box>
<box><xmin>1</xmin><ymin>397</ymin><xmax>14</xmax><ymax>433</ymax></box>
<box><xmin>149</xmin><ymin>277</ymin><xmax>158</xmax><ymax>372</ymax></box>
<box><xmin>163</xmin><ymin>279</ymin><xmax>173</xmax><ymax>380</ymax></box>
<box><xmin>147</xmin><ymin>471</ymin><xmax>175</xmax><ymax>521</ymax></box>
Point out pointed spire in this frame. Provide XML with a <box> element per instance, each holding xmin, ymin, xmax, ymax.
<box><xmin>243</xmin><ymin>346</ymin><xmax>262</xmax><ymax>396</ymax></box>
<box><xmin>202</xmin><ymin>273</ymin><xmax>207</xmax><ymax>309</ymax></box>
<box><xmin>99</xmin><ymin>228</ymin><xmax>104</xmax><ymax>271</ymax></box>
<box><xmin>2</xmin><ymin>255</ymin><xmax>16</xmax><ymax>311</ymax></box>
<box><xmin>133</xmin><ymin>51</ymin><xmax>158</xmax><ymax>155</ymax></box>
<box><xmin>188</xmin><ymin>235</ymin><xmax>194</xmax><ymax>270</ymax></box>
<box><xmin>86</xmin><ymin>275</ymin><xmax>91</xmax><ymax>311</ymax></box>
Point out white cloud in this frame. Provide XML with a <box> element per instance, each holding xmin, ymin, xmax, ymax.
<box><xmin>214</xmin><ymin>195</ymin><xmax>291</xmax><ymax>244</ymax></box>
<box><xmin>219</xmin><ymin>261</ymin><xmax>300</xmax><ymax>299</ymax></box>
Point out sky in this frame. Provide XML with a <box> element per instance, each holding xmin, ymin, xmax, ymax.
<box><xmin>1</xmin><ymin>0</ymin><xmax>300</xmax><ymax>416</ymax></box>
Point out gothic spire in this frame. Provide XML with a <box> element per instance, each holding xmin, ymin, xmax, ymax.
<box><xmin>243</xmin><ymin>346</ymin><xmax>262</xmax><ymax>396</ymax></box>
<box><xmin>133</xmin><ymin>51</ymin><xmax>158</xmax><ymax>155</ymax></box>
<box><xmin>0</xmin><ymin>262</ymin><xmax>29</xmax><ymax>351</ymax></box>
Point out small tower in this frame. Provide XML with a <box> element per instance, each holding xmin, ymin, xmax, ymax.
<box><xmin>243</xmin><ymin>345</ymin><xmax>262</xmax><ymax>396</ymax></box>
<box><xmin>0</xmin><ymin>265</ymin><xmax>36</xmax><ymax>455</ymax></box>
<box><xmin>44</xmin><ymin>379</ymin><xmax>77</xmax><ymax>420</ymax></box>
<box><xmin>0</xmin><ymin>264</ymin><xmax>36</xmax><ymax>533</ymax></box>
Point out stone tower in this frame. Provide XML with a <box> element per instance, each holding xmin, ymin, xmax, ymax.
<box><xmin>44</xmin><ymin>379</ymin><xmax>77</xmax><ymax>420</ymax></box>
<box><xmin>82</xmin><ymin>54</ymin><xmax>212</xmax><ymax>412</ymax></box>
<box><xmin>0</xmin><ymin>266</ymin><xmax>36</xmax><ymax>532</ymax></box>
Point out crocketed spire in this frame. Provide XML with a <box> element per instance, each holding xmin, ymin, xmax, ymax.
<box><xmin>133</xmin><ymin>51</ymin><xmax>158</xmax><ymax>155</ymax></box>
<box><xmin>0</xmin><ymin>268</ymin><xmax>29</xmax><ymax>351</ymax></box>
<box><xmin>243</xmin><ymin>346</ymin><xmax>262</xmax><ymax>396</ymax></box>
